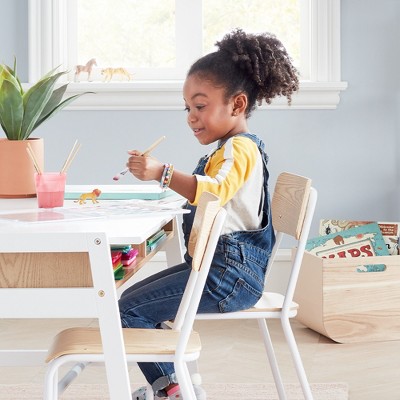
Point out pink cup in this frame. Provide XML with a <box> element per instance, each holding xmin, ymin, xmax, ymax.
<box><xmin>34</xmin><ymin>173</ymin><xmax>67</xmax><ymax>208</ymax></box>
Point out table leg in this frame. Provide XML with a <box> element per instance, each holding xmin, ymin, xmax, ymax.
<box><xmin>88</xmin><ymin>233</ymin><xmax>132</xmax><ymax>400</ymax></box>
<box><xmin>165</xmin><ymin>216</ymin><xmax>184</xmax><ymax>266</ymax></box>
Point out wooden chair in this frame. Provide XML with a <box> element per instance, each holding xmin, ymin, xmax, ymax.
<box><xmin>44</xmin><ymin>192</ymin><xmax>227</xmax><ymax>400</ymax></box>
<box><xmin>195</xmin><ymin>172</ymin><xmax>318</xmax><ymax>400</ymax></box>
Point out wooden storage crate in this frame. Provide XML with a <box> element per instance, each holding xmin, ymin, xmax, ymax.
<box><xmin>294</xmin><ymin>251</ymin><xmax>400</xmax><ymax>343</ymax></box>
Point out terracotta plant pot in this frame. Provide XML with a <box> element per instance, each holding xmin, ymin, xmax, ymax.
<box><xmin>0</xmin><ymin>138</ymin><xmax>44</xmax><ymax>198</ymax></box>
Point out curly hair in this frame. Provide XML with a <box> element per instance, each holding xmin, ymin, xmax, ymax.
<box><xmin>187</xmin><ymin>29</ymin><xmax>299</xmax><ymax>117</ymax></box>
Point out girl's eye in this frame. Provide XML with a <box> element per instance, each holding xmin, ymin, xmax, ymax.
<box><xmin>184</xmin><ymin>104</ymin><xmax>205</xmax><ymax>112</ymax></box>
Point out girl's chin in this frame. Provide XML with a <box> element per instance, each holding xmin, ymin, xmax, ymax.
<box><xmin>196</xmin><ymin>137</ymin><xmax>210</xmax><ymax>145</ymax></box>
<box><xmin>194</xmin><ymin>131</ymin><xmax>214</xmax><ymax>145</ymax></box>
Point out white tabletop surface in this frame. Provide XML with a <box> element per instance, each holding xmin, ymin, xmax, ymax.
<box><xmin>0</xmin><ymin>194</ymin><xmax>187</xmax><ymax>245</ymax></box>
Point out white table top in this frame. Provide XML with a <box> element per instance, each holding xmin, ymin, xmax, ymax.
<box><xmin>0</xmin><ymin>194</ymin><xmax>187</xmax><ymax>245</ymax></box>
<box><xmin>0</xmin><ymin>190</ymin><xmax>187</xmax><ymax>400</ymax></box>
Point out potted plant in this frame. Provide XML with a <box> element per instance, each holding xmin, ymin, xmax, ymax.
<box><xmin>0</xmin><ymin>59</ymin><xmax>91</xmax><ymax>198</ymax></box>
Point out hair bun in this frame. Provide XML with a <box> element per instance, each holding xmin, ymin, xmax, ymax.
<box><xmin>216</xmin><ymin>28</ymin><xmax>299</xmax><ymax>105</ymax></box>
<box><xmin>187</xmin><ymin>28</ymin><xmax>299</xmax><ymax>117</ymax></box>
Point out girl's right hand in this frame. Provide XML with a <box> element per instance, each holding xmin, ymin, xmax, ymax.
<box><xmin>126</xmin><ymin>150</ymin><xmax>164</xmax><ymax>182</ymax></box>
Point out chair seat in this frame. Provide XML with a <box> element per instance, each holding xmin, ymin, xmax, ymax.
<box><xmin>252</xmin><ymin>291</ymin><xmax>299</xmax><ymax>311</ymax></box>
<box><xmin>195</xmin><ymin>291</ymin><xmax>299</xmax><ymax>321</ymax></box>
<box><xmin>46</xmin><ymin>327</ymin><xmax>201</xmax><ymax>363</ymax></box>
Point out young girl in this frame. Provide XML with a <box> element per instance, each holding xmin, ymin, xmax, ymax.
<box><xmin>119</xmin><ymin>28</ymin><xmax>299</xmax><ymax>400</ymax></box>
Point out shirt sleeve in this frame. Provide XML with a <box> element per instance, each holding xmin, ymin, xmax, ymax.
<box><xmin>191</xmin><ymin>136</ymin><xmax>260</xmax><ymax>206</ymax></box>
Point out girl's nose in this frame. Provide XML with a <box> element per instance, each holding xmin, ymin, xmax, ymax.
<box><xmin>187</xmin><ymin>111</ymin><xmax>197</xmax><ymax>123</ymax></box>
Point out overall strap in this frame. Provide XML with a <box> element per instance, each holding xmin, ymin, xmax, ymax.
<box><xmin>182</xmin><ymin>133</ymin><xmax>271</xmax><ymax>252</ymax></box>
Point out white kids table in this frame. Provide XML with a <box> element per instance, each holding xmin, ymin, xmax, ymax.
<box><xmin>0</xmin><ymin>191</ymin><xmax>185</xmax><ymax>400</ymax></box>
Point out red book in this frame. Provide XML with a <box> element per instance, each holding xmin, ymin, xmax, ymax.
<box><xmin>111</xmin><ymin>251</ymin><xmax>122</xmax><ymax>269</ymax></box>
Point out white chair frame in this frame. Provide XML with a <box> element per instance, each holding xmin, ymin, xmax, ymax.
<box><xmin>195</xmin><ymin>172</ymin><xmax>318</xmax><ymax>400</ymax></box>
<box><xmin>43</xmin><ymin>192</ymin><xmax>227</xmax><ymax>400</ymax></box>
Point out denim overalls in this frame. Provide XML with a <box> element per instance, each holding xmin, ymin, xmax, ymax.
<box><xmin>119</xmin><ymin>133</ymin><xmax>275</xmax><ymax>394</ymax></box>
<box><xmin>183</xmin><ymin>133</ymin><xmax>275</xmax><ymax>313</ymax></box>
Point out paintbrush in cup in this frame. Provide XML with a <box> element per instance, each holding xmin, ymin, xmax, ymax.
<box><xmin>60</xmin><ymin>140</ymin><xmax>81</xmax><ymax>174</ymax></box>
<box><xmin>26</xmin><ymin>143</ymin><xmax>43</xmax><ymax>174</ymax></box>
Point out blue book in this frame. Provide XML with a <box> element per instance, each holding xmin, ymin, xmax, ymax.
<box><xmin>306</xmin><ymin>222</ymin><xmax>389</xmax><ymax>258</ymax></box>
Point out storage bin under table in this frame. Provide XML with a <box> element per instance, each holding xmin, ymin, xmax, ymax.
<box><xmin>294</xmin><ymin>252</ymin><xmax>400</xmax><ymax>343</ymax></box>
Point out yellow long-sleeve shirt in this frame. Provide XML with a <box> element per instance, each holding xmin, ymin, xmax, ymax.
<box><xmin>193</xmin><ymin>135</ymin><xmax>264</xmax><ymax>235</ymax></box>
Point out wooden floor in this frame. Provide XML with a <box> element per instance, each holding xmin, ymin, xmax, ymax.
<box><xmin>0</xmin><ymin>317</ymin><xmax>399</xmax><ymax>399</ymax></box>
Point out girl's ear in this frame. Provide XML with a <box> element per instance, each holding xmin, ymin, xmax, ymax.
<box><xmin>232</xmin><ymin>93</ymin><xmax>248</xmax><ymax>115</ymax></box>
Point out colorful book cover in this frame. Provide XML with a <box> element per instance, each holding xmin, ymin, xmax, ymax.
<box><xmin>111</xmin><ymin>251</ymin><xmax>122</xmax><ymax>267</ymax></box>
<box><xmin>319</xmin><ymin>219</ymin><xmax>400</xmax><ymax>255</ymax></box>
<box><xmin>114</xmin><ymin>263</ymin><xmax>124</xmax><ymax>280</ymax></box>
<box><xmin>111</xmin><ymin>244</ymin><xmax>132</xmax><ymax>253</ymax></box>
<box><xmin>306</xmin><ymin>222</ymin><xmax>390</xmax><ymax>259</ymax></box>
<box><xmin>121</xmin><ymin>248</ymin><xmax>139</xmax><ymax>266</ymax></box>
<box><xmin>146</xmin><ymin>232</ymin><xmax>167</xmax><ymax>252</ymax></box>
<box><xmin>146</xmin><ymin>229</ymin><xmax>166</xmax><ymax>247</ymax></box>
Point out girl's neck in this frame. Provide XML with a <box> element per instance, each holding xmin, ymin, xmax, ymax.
<box><xmin>218</xmin><ymin>131</ymin><xmax>250</xmax><ymax>146</ymax></box>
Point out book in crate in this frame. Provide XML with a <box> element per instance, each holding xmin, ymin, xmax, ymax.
<box><xmin>319</xmin><ymin>219</ymin><xmax>400</xmax><ymax>255</ymax></box>
<box><xmin>306</xmin><ymin>222</ymin><xmax>390</xmax><ymax>259</ymax></box>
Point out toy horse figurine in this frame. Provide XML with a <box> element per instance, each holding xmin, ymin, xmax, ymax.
<box><xmin>75</xmin><ymin>58</ymin><xmax>97</xmax><ymax>82</ymax></box>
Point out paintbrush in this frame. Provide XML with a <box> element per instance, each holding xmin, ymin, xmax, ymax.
<box><xmin>60</xmin><ymin>140</ymin><xmax>81</xmax><ymax>174</ymax></box>
<box><xmin>26</xmin><ymin>144</ymin><xmax>43</xmax><ymax>174</ymax></box>
<box><xmin>113</xmin><ymin>136</ymin><xmax>166</xmax><ymax>181</ymax></box>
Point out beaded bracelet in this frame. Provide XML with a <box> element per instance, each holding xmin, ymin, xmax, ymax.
<box><xmin>160</xmin><ymin>163</ymin><xmax>174</xmax><ymax>190</ymax></box>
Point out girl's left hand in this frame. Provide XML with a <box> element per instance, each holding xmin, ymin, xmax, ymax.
<box><xmin>126</xmin><ymin>150</ymin><xmax>164</xmax><ymax>182</ymax></box>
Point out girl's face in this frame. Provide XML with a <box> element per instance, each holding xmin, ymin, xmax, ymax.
<box><xmin>183</xmin><ymin>74</ymin><xmax>248</xmax><ymax>145</ymax></box>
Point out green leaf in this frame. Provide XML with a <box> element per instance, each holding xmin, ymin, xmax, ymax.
<box><xmin>33</xmin><ymin>91</ymin><xmax>94</xmax><ymax>132</ymax></box>
<box><xmin>41</xmin><ymin>65</ymin><xmax>64</xmax><ymax>80</ymax></box>
<box><xmin>38</xmin><ymin>83</ymin><xmax>68</xmax><ymax>121</ymax></box>
<box><xmin>0</xmin><ymin>80</ymin><xmax>23</xmax><ymax>140</ymax></box>
<box><xmin>20</xmin><ymin>71</ymin><xmax>66</xmax><ymax>139</ymax></box>
<box><xmin>0</xmin><ymin>59</ymin><xmax>93</xmax><ymax>140</ymax></box>
<box><xmin>0</xmin><ymin>65</ymin><xmax>21</xmax><ymax>94</ymax></box>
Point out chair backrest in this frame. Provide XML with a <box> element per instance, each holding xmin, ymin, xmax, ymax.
<box><xmin>187</xmin><ymin>191</ymin><xmax>222</xmax><ymax>271</ymax></box>
<box><xmin>271</xmin><ymin>172</ymin><xmax>312</xmax><ymax>240</ymax></box>
<box><xmin>172</xmin><ymin>192</ymin><xmax>226</xmax><ymax>353</ymax></box>
<box><xmin>267</xmin><ymin>172</ymin><xmax>317</xmax><ymax>312</ymax></box>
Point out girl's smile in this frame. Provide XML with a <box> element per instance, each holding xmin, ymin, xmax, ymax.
<box><xmin>183</xmin><ymin>75</ymin><xmax>248</xmax><ymax>145</ymax></box>
<box><xmin>193</xmin><ymin>128</ymin><xmax>204</xmax><ymax>137</ymax></box>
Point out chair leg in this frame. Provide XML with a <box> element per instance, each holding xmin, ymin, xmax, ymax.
<box><xmin>44</xmin><ymin>359</ymin><xmax>61</xmax><ymax>400</ymax></box>
<box><xmin>58</xmin><ymin>362</ymin><xmax>88</xmax><ymax>394</ymax></box>
<box><xmin>175</xmin><ymin>361</ymin><xmax>197</xmax><ymax>400</ymax></box>
<box><xmin>187</xmin><ymin>359</ymin><xmax>200</xmax><ymax>378</ymax></box>
<box><xmin>281</xmin><ymin>317</ymin><xmax>313</xmax><ymax>400</ymax></box>
<box><xmin>257</xmin><ymin>319</ymin><xmax>287</xmax><ymax>400</ymax></box>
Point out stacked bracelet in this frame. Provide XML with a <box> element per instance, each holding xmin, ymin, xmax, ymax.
<box><xmin>160</xmin><ymin>163</ymin><xmax>174</xmax><ymax>190</ymax></box>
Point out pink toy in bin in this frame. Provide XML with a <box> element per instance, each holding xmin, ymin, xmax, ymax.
<box><xmin>122</xmin><ymin>248</ymin><xmax>139</xmax><ymax>266</ymax></box>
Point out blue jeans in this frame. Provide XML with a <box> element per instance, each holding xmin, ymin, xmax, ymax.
<box><xmin>119</xmin><ymin>235</ymin><xmax>271</xmax><ymax>397</ymax></box>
